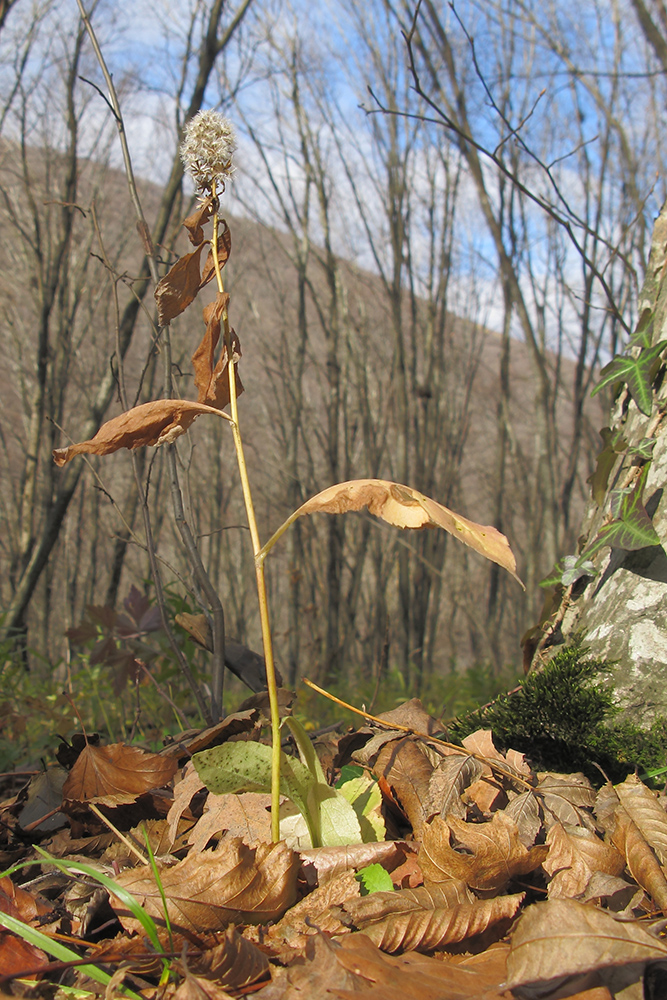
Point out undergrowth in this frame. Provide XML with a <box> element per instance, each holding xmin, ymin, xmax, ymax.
<box><xmin>451</xmin><ymin>641</ymin><xmax>667</xmax><ymax>784</ymax></box>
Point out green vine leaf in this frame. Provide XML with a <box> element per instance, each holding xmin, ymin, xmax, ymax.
<box><xmin>591</xmin><ymin>341</ymin><xmax>667</xmax><ymax>416</ymax></box>
<box><xmin>630</xmin><ymin>307</ymin><xmax>654</xmax><ymax>349</ymax></box>
<box><xmin>585</xmin><ymin>464</ymin><xmax>661</xmax><ymax>558</ymax></box>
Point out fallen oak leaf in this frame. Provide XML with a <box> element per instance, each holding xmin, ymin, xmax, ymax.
<box><xmin>53</xmin><ymin>399</ymin><xmax>232</xmax><ymax>467</ymax></box>
<box><xmin>259</xmin><ymin>479</ymin><xmax>523</xmax><ymax>585</ymax></box>
<box><xmin>419</xmin><ymin>811</ymin><xmax>548</xmax><ymax>893</ymax></box>
<box><xmin>113</xmin><ymin>838</ymin><xmax>299</xmax><ymax>934</ymax></box>
<box><xmin>62</xmin><ymin>742</ymin><xmax>178</xmax><ymax>807</ymax></box>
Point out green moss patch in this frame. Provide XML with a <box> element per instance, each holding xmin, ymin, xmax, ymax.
<box><xmin>450</xmin><ymin>643</ymin><xmax>667</xmax><ymax>784</ymax></box>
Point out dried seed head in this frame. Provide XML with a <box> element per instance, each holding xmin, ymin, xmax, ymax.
<box><xmin>180</xmin><ymin>110</ymin><xmax>236</xmax><ymax>193</ymax></box>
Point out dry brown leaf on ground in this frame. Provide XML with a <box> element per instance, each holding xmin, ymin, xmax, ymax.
<box><xmin>0</xmin><ymin>877</ymin><xmax>51</xmax><ymax>923</ymax></box>
<box><xmin>345</xmin><ymin>892</ymin><xmax>525</xmax><ymax>954</ymax></box>
<box><xmin>155</xmin><ymin>242</ymin><xmax>208</xmax><ymax>324</ymax></box>
<box><xmin>334</xmin><ymin>883</ymin><xmax>473</xmax><ymax>929</ymax></box>
<box><xmin>505</xmin><ymin>792</ymin><xmax>543</xmax><ymax>847</ymax></box>
<box><xmin>112</xmin><ymin>838</ymin><xmax>299</xmax><ymax>934</ymax></box>
<box><xmin>506</xmin><ymin>898</ymin><xmax>667</xmax><ymax>997</ymax></box>
<box><xmin>62</xmin><ymin>742</ymin><xmax>178</xmax><ymax>807</ymax></box>
<box><xmin>253</xmin><ymin>931</ymin><xmax>514</xmax><ymax>1000</ymax></box>
<box><xmin>188</xmin><ymin>792</ymin><xmax>272</xmax><ymax>851</ymax></box>
<box><xmin>172</xmin><ymin>971</ymin><xmax>235</xmax><ymax>1000</ymax></box>
<box><xmin>267</xmin><ymin>869</ymin><xmax>359</xmax><ymax>951</ymax></box>
<box><xmin>299</xmin><ymin>840</ymin><xmax>407</xmax><ymax>887</ymax></box>
<box><xmin>53</xmin><ymin>400</ymin><xmax>231</xmax><ymax>466</ymax></box>
<box><xmin>183</xmin><ymin>925</ymin><xmax>270</xmax><ymax>989</ymax></box>
<box><xmin>419</xmin><ymin>811</ymin><xmax>548</xmax><ymax>893</ymax></box>
<box><xmin>269</xmin><ymin>479</ymin><xmax>523</xmax><ymax>583</ymax></box>
<box><xmin>0</xmin><ymin>931</ymin><xmax>49</xmax><ymax>979</ymax></box>
<box><xmin>543</xmin><ymin>823</ymin><xmax>625</xmax><ymax>899</ymax></box>
<box><xmin>375</xmin><ymin>698</ymin><xmax>442</xmax><ymax>735</ymax></box>
<box><xmin>465</xmin><ymin>776</ymin><xmax>508</xmax><ymax>814</ymax></box>
<box><xmin>166</xmin><ymin>762</ymin><xmax>206</xmax><ymax>847</ymax></box>
<box><xmin>426</xmin><ymin>754</ymin><xmax>485</xmax><ymax>820</ymax></box>
<box><xmin>579</xmin><ymin>871</ymin><xmax>644</xmax><ymax>914</ymax></box>
<box><xmin>372</xmin><ymin>737</ymin><xmax>434</xmax><ymax>837</ymax></box>
<box><xmin>615</xmin><ymin>773</ymin><xmax>667</xmax><ymax>864</ymax></box>
<box><xmin>610</xmin><ymin>806</ymin><xmax>667</xmax><ymax>911</ymax></box>
<box><xmin>537</xmin><ymin>772</ymin><xmax>597</xmax><ymax>830</ymax></box>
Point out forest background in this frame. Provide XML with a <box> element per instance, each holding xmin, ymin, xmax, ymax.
<box><xmin>1</xmin><ymin>0</ymin><xmax>665</xmax><ymax>757</ymax></box>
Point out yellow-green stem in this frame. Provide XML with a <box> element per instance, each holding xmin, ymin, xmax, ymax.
<box><xmin>212</xmin><ymin>201</ymin><xmax>282</xmax><ymax>843</ymax></box>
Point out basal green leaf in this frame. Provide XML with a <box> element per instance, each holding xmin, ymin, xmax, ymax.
<box><xmin>591</xmin><ymin>341</ymin><xmax>667</xmax><ymax>416</ymax></box>
<box><xmin>337</xmin><ymin>770</ymin><xmax>385</xmax><ymax>842</ymax></box>
<box><xmin>282</xmin><ymin>715</ymin><xmax>327</xmax><ymax>783</ymax></box>
<box><xmin>356</xmin><ymin>863</ymin><xmax>395</xmax><ymax>895</ymax></box>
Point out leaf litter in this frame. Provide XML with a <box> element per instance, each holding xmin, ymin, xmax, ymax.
<box><xmin>2</xmin><ymin>704</ymin><xmax>667</xmax><ymax>999</ymax></box>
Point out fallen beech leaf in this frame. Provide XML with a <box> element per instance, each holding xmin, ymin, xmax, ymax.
<box><xmin>155</xmin><ymin>243</ymin><xmax>207</xmax><ymax>325</ymax></box>
<box><xmin>265</xmin><ymin>479</ymin><xmax>523</xmax><ymax>584</ymax></box>
<box><xmin>17</xmin><ymin>768</ymin><xmax>68</xmax><ymax>833</ymax></box>
<box><xmin>0</xmin><ymin>930</ymin><xmax>49</xmax><ymax>979</ymax></box>
<box><xmin>580</xmin><ymin>870</ymin><xmax>644</xmax><ymax>913</ymax></box>
<box><xmin>335</xmin><ymin>882</ymin><xmax>473</xmax><ymax>928</ymax></box>
<box><xmin>0</xmin><ymin>877</ymin><xmax>51</xmax><ymax>923</ymax></box>
<box><xmin>372</xmin><ymin>737</ymin><xmax>434</xmax><ymax>837</ymax></box>
<box><xmin>537</xmin><ymin>772</ymin><xmax>596</xmax><ymax>830</ymax></box>
<box><xmin>268</xmin><ymin>870</ymin><xmax>359</xmax><ymax>948</ymax></box>
<box><xmin>53</xmin><ymin>399</ymin><xmax>231</xmax><ymax>466</ymax></box>
<box><xmin>350</xmin><ymin>892</ymin><xmax>525</xmax><ymax>954</ymax></box>
<box><xmin>465</xmin><ymin>776</ymin><xmax>507</xmax><ymax>814</ymax></box>
<box><xmin>615</xmin><ymin>773</ymin><xmax>667</xmax><ymax>865</ymax></box>
<box><xmin>461</xmin><ymin>730</ymin><xmax>508</xmax><ymax>772</ymax></box>
<box><xmin>505</xmin><ymin>792</ymin><xmax>542</xmax><ymax>847</ymax></box>
<box><xmin>375</xmin><ymin>699</ymin><xmax>441</xmax><ymax>736</ymax></box>
<box><xmin>506</xmin><ymin>898</ymin><xmax>667</xmax><ymax>994</ymax></box>
<box><xmin>611</xmin><ymin>806</ymin><xmax>667</xmax><ymax>911</ymax></box>
<box><xmin>185</xmin><ymin>925</ymin><xmax>269</xmax><ymax>988</ymax></box>
<box><xmin>254</xmin><ymin>931</ymin><xmax>514</xmax><ymax>1000</ymax></box>
<box><xmin>299</xmin><ymin>841</ymin><xmax>407</xmax><ymax>887</ymax></box>
<box><xmin>426</xmin><ymin>754</ymin><xmax>485</xmax><ymax>820</ymax></box>
<box><xmin>420</xmin><ymin>811</ymin><xmax>548</xmax><ymax>892</ymax></box>
<box><xmin>62</xmin><ymin>742</ymin><xmax>178</xmax><ymax>807</ymax></box>
<box><xmin>543</xmin><ymin>823</ymin><xmax>624</xmax><ymax>899</ymax></box>
<box><xmin>113</xmin><ymin>838</ymin><xmax>299</xmax><ymax>934</ymax></box>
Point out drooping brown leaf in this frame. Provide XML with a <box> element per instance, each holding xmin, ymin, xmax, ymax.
<box><xmin>53</xmin><ymin>399</ymin><xmax>231</xmax><ymax>466</ymax></box>
<box><xmin>372</xmin><ymin>737</ymin><xmax>434</xmax><ymax>837</ymax></box>
<box><xmin>155</xmin><ymin>243</ymin><xmax>208</xmax><ymax>325</ymax></box>
<box><xmin>185</xmin><ymin>925</ymin><xmax>270</xmax><ymax>989</ymax></box>
<box><xmin>191</xmin><ymin>295</ymin><xmax>243</xmax><ymax>410</ymax></box>
<box><xmin>183</xmin><ymin>196</ymin><xmax>215</xmax><ymax>246</ymax></box>
<box><xmin>419</xmin><ymin>811</ymin><xmax>549</xmax><ymax>893</ymax></box>
<box><xmin>615</xmin><ymin>773</ymin><xmax>667</xmax><ymax>865</ymax></box>
<box><xmin>347</xmin><ymin>892</ymin><xmax>525</xmax><ymax>954</ymax></box>
<box><xmin>113</xmin><ymin>838</ymin><xmax>299</xmax><ymax>934</ymax></box>
<box><xmin>62</xmin><ymin>742</ymin><xmax>178</xmax><ymax>807</ymax></box>
<box><xmin>543</xmin><ymin>823</ymin><xmax>624</xmax><ymax>899</ymax></box>
<box><xmin>426</xmin><ymin>754</ymin><xmax>485</xmax><ymax>820</ymax></box>
<box><xmin>610</xmin><ymin>805</ymin><xmax>667</xmax><ymax>911</ymax></box>
<box><xmin>506</xmin><ymin>898</ymin><xmax>667</xmax><ymax>995</ymax></box>
<box><xmin>271</xmin><ymin>480</ymin><xmax>523</xmax><ymax>584</ymax></box>
<box><xmin>199</xmin><ymin>222</ymin><xmax>231</xmax><ymax>282</ymax></box>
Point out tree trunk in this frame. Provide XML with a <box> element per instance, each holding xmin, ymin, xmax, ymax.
<box><xmin>544</xmin><ymin>198</ymin><xmax>667</xmax><ymax>722</ymax></box>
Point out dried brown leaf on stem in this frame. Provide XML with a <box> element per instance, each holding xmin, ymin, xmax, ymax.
<box><xmin>155</xmin><ymin>242</ymin><xmax>208</xmax><ymax>325</ymax></box>
<box><xmin>53</xmin><ymin>399</ymin><xmax>231</xmax><ymax>466</ymax></box>
<box><xmin>113</xmin><ymin>838</ymin><xmax>299</xmax><ymax>934</ymax></box>
<box><xmin>192</xmin><ymin>294</ymin><xmax>243</xmax><ymax>409</ymax></box>
<box><xmin>62</xmin><ymin>742</ymin><xmax>178</xmax><ymax>807</ymax></box>
<box><xmin>419</xmin><ymin>811</ymin><xmax>548</xmax><ymax>893</ymax></box>
<box><xmin>183</xmin><ymin>195</ymin><xmax>215</xmax><ymax>246</ymax></box>
<box><xmin>264</xmin><ymin>479</ymin><xmax>523</xmax><ymax>584</ymax></box>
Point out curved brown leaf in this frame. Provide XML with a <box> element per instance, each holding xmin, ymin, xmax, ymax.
<box><xmin>186</xmin><ymin>926</ymin><xmax>269</xmax><ymax>989</ymax></box>
<box><xmin>611</xmin><ymin>806</ymin><xmax>667</xmax><ymax>911</ymax></box>
<box><xmin>263</xmin><ymin>479</ymin><xmax>523</xmax><ymax>584</ymax></box>
<box><xmin>506</xmin><ymin>898</ymin><xmax>667</xmax><ymax>993</ymax></box>
<box><xmin>113</xmin><ymin>838</ymin><xmax>299</xmax><ymax>934</ymax></box>
<box><xmin>372</xmin><ymin>737</ymin><xmax>434</xmax><ymax>837</ymax></box>
<box><xmin>155</xmin><ymin>243</ymin><xmax>207</xmax><ymax>325</ymax></box>
<box><xmin>192</xmin><ymin>296</ymin><xmax>243</xmax><ymax>410</ymax></box>
<box><xmin>420</xmin><ymin>812</ymin><xmax>548</xmax><ymax>893</ymax></box>
<box><xmin>543</xmin><ymin>823</ymin><xmax>624</xmax><ymax>899</ymax></box>
<box><xmin>615</xmin><ymin>773</ymin><xmax>667</xmax><ymax>865</ymax></box>
<box><xmin>62</xmin><ymin>742</ymin><xmax>178</xmax><ymax>807</ymax></box>
<box><xmin>183</xmin><ymin>195</ymin><xmax>215</xmax><ymax>246</ymax></box>
<box><xmin>426</xmin><ymin>754</ymin><xmax>485</xmax><ymax>820</ymax></box>
<box><xmin>53</xmin><ymin>400</ymin><xmax>231</xmax><ymax>466</ymax></box>
<box><xmin>354</xmin><ymin>893</ymin><xmax>525</xmax><ymax>954</ymax></box>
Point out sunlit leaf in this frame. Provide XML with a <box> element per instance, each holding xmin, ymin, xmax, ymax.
<box><xmin>585</xmin><ymin>464</ymin><xmax>660</xmax><ymax>557</ymax></box>
<box><xmin>591</xmin><ymin>340</ymin><xmax>666</xmax><ymax>416</ymax></box>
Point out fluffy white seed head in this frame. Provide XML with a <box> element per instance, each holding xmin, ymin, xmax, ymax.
<box><xmin>180</xmin><ymin>110</ymin><xmax>236</xmax><ymax>192</ymax></box>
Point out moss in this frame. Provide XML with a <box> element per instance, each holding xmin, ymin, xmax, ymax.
<box><xmin>450</xmin><ymin>642</ymin><xmax>667</xmax><ymax>784</ymax></box>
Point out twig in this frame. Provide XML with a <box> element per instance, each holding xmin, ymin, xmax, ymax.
<box><xmin>88</xmin><ymin>803</ymin><xmax>149</xmax><ymax>865</ymax></box>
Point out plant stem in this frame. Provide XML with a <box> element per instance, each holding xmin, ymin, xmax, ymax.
<box><xmin>211</xmin><ymin>199</ymin><xmax>282</xmax><ymax>842</ymax></box>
